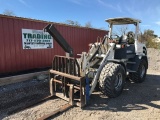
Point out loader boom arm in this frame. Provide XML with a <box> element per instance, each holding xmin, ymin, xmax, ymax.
<box><xmin>44</xmin><ymin>24</ymin><xmax>73</xmax><ymax>57</ymax></box>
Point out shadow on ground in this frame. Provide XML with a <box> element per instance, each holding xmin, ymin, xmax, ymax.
<box><xmin>1</xmin><ymin>73</ymin><xmax>160</xmax><ymax>119</ymax></box>
<box><xmin>84</xmin><ymin>73</ymin><xmax>160</xmax><ymax>112</ymax></box>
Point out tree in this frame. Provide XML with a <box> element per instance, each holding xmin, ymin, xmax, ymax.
<box><xmin>153</xmin><ymin>34</ymin><xmax>158</xmax><ymax>38</ymax></box>
<box><xmin>112</xmin><ymin>25</ymin><xmax>128</xmax><ymax>35</ymax></box>
<box><xmin>142</xmin><ymin>29</ymin><xmax>158</xmax><ymax>48</ymax></box>
<box><xmin>85</xmin><ymin>21</ymin><xmax>92</xmax><ymax>28</ymax></box>
<box><xmin>3</xmin><ymin>9</ymin><xmax>15</xmax><ymax>16</ymax></box>
<box><xmin>65</xmin><ymin>20</ymin><xmax>81</xmax><ymax>27</ymax></box>
<box><xmin>118</xmin><ymin>25</ymin><xmax>128</xmax><ymax>35</ymax></box>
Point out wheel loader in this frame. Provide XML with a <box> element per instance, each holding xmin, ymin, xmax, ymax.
<box><xmin>44</xmin><ymin>17</ymin><xmax>148</xmax><ymax>108</ymax></box>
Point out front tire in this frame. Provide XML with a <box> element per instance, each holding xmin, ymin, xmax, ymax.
<box><xmin>99</xmin><ymin>63</ymin><xmax>126</xmax><ymax>98</ymax></box>
<box><xmin>129</xmin><ymin>59</ymin><xmax>147</xmax><ymax>83</ymax></box>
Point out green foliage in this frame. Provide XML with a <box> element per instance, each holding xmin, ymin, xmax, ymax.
<box><xmin>141</xmin><ymin>29</ymin><xmax>159</xmax><ymax>49</ymax></box>
<box><xmin>157</xmin><ymin>43</ymin><xmax>160</xmax><ymax>49</ymax></box>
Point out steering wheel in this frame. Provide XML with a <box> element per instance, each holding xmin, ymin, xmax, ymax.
<box><xmin>110</xmin><ymin>34</ymin><xmax>120</xmax><ymax>39</ymax></box>
<box><xmin>109</xmin><ymin>35</ymin><xmax>120</xmax><ymax>43</ymax></box>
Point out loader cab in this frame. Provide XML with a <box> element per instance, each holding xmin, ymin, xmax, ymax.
<box><xmin>105</xmin><ymin>17</ymin><xmax>144</xmax><ymax>56</ymax></box>
<box><xmin>106</xmin><ymin>17</ymin><xmax>141</xmax><ymax>44</ymax></box>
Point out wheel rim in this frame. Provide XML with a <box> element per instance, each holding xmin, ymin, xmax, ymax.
<box><xmin>140</xmin><ymin>65</ymin><xmax>145</xmax><ymax>78</ymax></box>
<box><xmin>114</xmin><ymin>73</ymin><xmax>123</xmax><ymax>90</ymax></box>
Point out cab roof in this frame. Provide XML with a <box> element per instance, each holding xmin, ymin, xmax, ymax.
<box><xmin>105</xmin><ymin>17</ymin><xmax>141</xmax><ymax>25</ymax></box>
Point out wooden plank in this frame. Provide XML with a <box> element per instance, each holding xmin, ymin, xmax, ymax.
<box><xmin>0</xmin><ymin>71</ymin><xmax>49</xmax><ymax>86</ymax></box>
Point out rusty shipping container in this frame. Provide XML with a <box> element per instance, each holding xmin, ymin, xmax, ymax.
<box><xmin>0</xmin><ymin>15</ymin><xmax>108</xmax><ymax>75</ymax></box>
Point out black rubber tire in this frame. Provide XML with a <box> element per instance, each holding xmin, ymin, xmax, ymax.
<box><xmin>129</xmin><ymin>59</ymin><xmax>147</xmax><ymax>83</ymax></box>
<box><xmin>99</xmin><ymin>63</ymin><xmax>126</xmax><ymax>98</ymax></box>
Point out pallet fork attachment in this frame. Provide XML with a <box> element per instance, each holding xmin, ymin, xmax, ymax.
<box><xmin>37</xmin><ymin>103</ymin><xmax>73</xmax><ymax>120</ymax></box>
<box><xmin>49</xmin><ymin>70</ymin><xmax>86</xmax><ymax>107</ymax></box>
<box><xmin>37</xmin><ymin>56</ymin><xmax>87</xmax><ymax>120</ymax></box>
<box><xmin>37</xmin><ymin>25</ymin><xmax>89</xmax><ymax>119</ymax></box>
<box><xmin>49</xmin><ymin>55</ymin><xmax>87</xmax><ymax>107</ymax></box>
<box><xmin>43</xmin><ymin>24</ymin><xmax>89</xmax><ymax>108</ymax></box>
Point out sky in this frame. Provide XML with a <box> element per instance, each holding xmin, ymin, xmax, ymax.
<box><xmin>0</xmin><ymin>0</ymin><xmax>160</xmax><ymax>36</ymax></box>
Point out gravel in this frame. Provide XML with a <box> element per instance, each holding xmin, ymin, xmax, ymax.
<box><xmin>0</xmin><ymin>48</ymin><xmax>160</xmax><ymax>120</ymax></box>
<box><xmin>147</xmin><ymin>48</ymin><xmax>160</xmax><ymax>71</ymax></box>
<box><xmin>0</xmin><ymin>77</ymin><xmax>50</xmax><ymax>120</ymax></box>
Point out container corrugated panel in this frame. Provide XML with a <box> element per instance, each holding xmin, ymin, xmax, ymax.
<box><xmin>0</xmin><ymin>15</ymin><xmax>108</xmax><ymax>74</ymax></box>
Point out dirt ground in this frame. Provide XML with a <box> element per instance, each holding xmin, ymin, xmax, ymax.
<box><xmin>1</xmin><ymin>48</ymin><xmax>160</xmax><ymax>120</ymax></box>
<box><xmin>147</xmin><ymin>48</ymin><xmax>160</xmax><ymax>71</ymax></box>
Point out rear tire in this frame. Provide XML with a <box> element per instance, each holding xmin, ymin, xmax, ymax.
<box><xmin>99</xmin><ymin>63</ymin><xmax>126</xmax><ymax>98</ymax></box>
<box><xmin>129</xmin><ymin>59</ymin><xmax>147</xmax><ymax>83</ymax></box>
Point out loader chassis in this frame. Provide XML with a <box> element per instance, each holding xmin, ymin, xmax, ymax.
<box><xmin>44</xmin><ymin>17</ymin><xmax>148</xmax><ymax>108</ymax></box>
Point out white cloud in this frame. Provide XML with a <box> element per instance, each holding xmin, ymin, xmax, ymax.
<box><xmin>18</xmin><ymin>0</ymin><xmax>30</xmax><ymax>7</ymax></box>
<box><xmin>116</xmin><ymin>4</ymin><xmax>123</xmax><ymax>13</ymax></box>
<box><xmin>156</xmin><ymin>21</ymin><xmax>160</xmax><ymax>26</ymax></box>
<box><xmin>97</xmin><ymin>0</ymin><xmax>123</xmax><ymax>13</ymax></box>
<box><xmin>69</xmin><ymin>0</ymin><xmax>82</xmax><ymax>5</ymax></box>
<box><xmin>125</xmin><ymin>5</ymin><xmax>143</xmax><ymax>19</ymax></box>
<box><xmin>97</xmin><ymin>0</ymin><xmax>114</xmax><ymax>9</ymax></box>
<box><xmin>19</xmin><ymin>0</ymin><xmax>25</xmax><ymax>4</ymax></box>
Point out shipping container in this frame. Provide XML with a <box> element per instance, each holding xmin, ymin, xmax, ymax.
<box><xmin>0</xmin><ymin>15</ymin><xmax>108</xmax><ymax>75</ymax></box>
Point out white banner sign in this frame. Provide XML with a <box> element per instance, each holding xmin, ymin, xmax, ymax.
<box><xmin>22</xmin><ymin>29</ymin><xmax>53</xmax><ymax>49</ymax></box>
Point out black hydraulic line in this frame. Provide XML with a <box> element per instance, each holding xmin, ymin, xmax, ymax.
<box><xmin>44</xmin><ymin>24</ymin><xmax>73</xmax><ymax>57</ymax></box>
